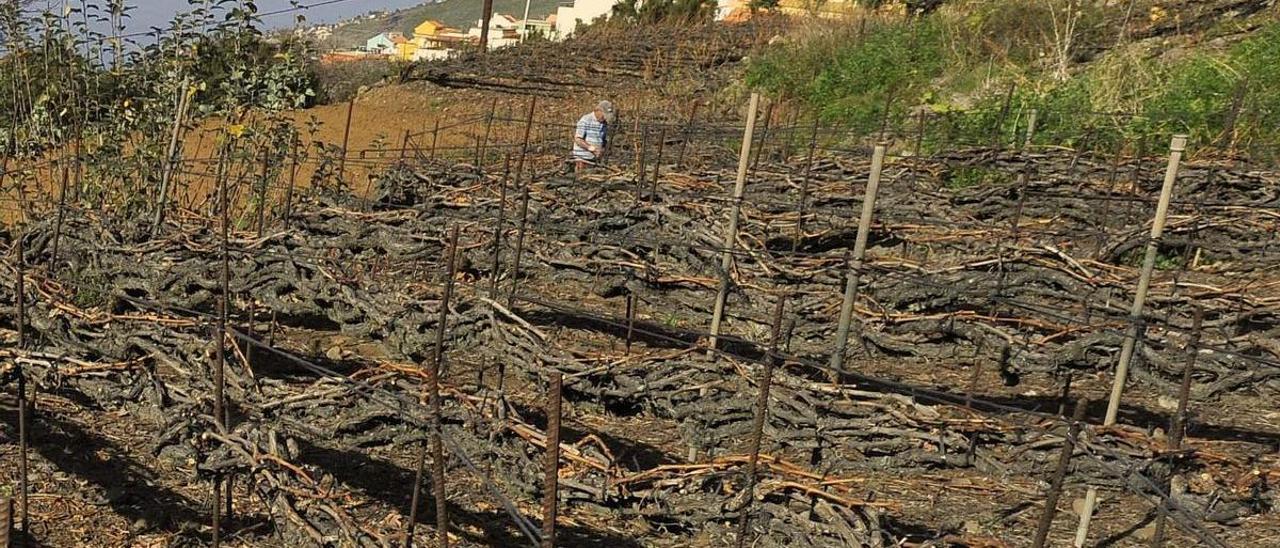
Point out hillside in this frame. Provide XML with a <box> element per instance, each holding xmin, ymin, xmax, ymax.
<box><xmin>322</xmin><ymin>0</ymin><xmax>561</xmax><ymax>49</ymax></box>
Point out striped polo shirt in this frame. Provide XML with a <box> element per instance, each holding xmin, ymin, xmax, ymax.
<box><xmin>572</xmin><ymin>113</ymin><xmax>608</xmax><ymax>161</ymax></box>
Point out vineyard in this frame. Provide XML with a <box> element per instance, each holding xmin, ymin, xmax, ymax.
<box><xmin>2</xmin><ymin>3</ymin><xmax>1280</xmax><ymax>548</ymax></box>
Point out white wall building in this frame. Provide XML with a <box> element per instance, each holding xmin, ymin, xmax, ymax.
<box><xmin>554</xmin><ymin>0</ymin><xmax>619</xmax><ymax>39</ymax></box>
<box><xmin>468</xmin><ymin>13</ymin><xmax>523</xmax><ymax>49</ymax></box>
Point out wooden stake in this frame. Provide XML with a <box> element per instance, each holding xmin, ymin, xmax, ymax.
<box><xmin>830</xmin><ymin>144</ymin><xmax>886</xmax><ymax>372</ymax></box>
<box><xmin>1105</xmin><ymin>134</ymin><xmax>1189</xmax><ymax>424</ymax></box>
<box><xmin>1079</xmin><ymin>134</ymin><xmax>1187</xmax><ymax>547</ymax></box>
<box><xmin>709</xmin><ymin>93</ymin><xmax>761</xmax><ymax>351</ymax></box>
<box><xmin>152</xmin><ymin>81</ymin><xmax>192</xmax><ymax>235</ymax></box>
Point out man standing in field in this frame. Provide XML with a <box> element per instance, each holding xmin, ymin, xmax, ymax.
<box><xmin>572</xmin><ymin>100</ymin><xmax>616</xmax><ymax>173</ymax></box>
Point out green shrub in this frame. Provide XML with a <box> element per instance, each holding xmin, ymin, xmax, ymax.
<box><xmin>747</xmin><ymin>18</ymin><xmax>946</xmax><ymax>128</ymax></box>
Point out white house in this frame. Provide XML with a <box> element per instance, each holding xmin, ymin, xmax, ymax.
<box><xmin>365</xmin><ymin>31</ymin><xmax>406</xmax><ymax>54</ymax></box>
<box><xmin>518</xmin><ymin>16</ymin><xmax>556</xmax><ymax>40</ymax></box>
<box><xmin>554</xmin><ymin>0</ymin><xmax>618</xmax><ymax>39</ymax></box>
<box><xmin>468</xmin><ymin>13</ymin><xmax>522</xmax><ymax>49</ymax></box>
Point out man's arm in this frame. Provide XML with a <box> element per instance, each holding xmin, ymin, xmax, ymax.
<box><xmin>574</xmin><ymin>135</ymin><xmax>596</xmax><ymax>153</ymax></box>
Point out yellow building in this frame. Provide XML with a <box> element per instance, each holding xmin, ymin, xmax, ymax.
<box><xmin>777</xmin><ymin>0</ymin><xmax>863</xmax><ymax>18</ymax></box>
<box><xmin>413</xmin><ymin>19</ymin><xmax>448</xmax><ymax>38</ymax></box>
<box><xmin>395</xmin><ymin>41</ymin><xmax>418</xmax><ymax>61</ymax></box>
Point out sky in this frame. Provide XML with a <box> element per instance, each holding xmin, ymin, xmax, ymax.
<box><xmin>113</xmin><ymin>0</ymin><xmax>430</xmax><ymax>33</ymax></box>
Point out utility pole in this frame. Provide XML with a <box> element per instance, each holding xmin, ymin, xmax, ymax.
<box><xmin>479</xmin><ymin>0</ymin><xmax>495</xmax><ymax>52</ymax></box>
<box><xmin>520</xmin><ymin>0</ymin><xmax>533</xmax><ymax>42</ymax></box>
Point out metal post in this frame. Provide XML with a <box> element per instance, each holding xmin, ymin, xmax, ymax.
<box><xmin>215</xmin><ymin>145</ymin><xmax>230</xmax><ymax>432</ymax></box>
<box><xmin>635</xmin><ymin>125</ymin><xmax>648</xmax><ymax>199</ymax></box>
<box><xmin>1151</xmin><ymin>306</ymin><xmax>1203</xmax><ymax>546</ymax></box>
<box><xmin>1024</xmin><ymin>109</ymin><xmax>1039</xmax><ymax>150</ymax></box>
<box><xmin>541</xmin><ymin>372</ymin><xmax>563</xmax><ymax>548</ymax></box>
<box><xmin>256</xmin><ymin>151</ymin><xmax>269</xmax><ymax>238</ymax></box>
<box><xmin>736</xmin><ymin>297</ymin><xmax>786</xmax><ymax>547</ymax></box>
<box><xmin>18</xmin><ymin>370</ymin><xmax>29</xmax><ymax>544</ymax></box>
<box><xmin>650</xmin><ymin>126</ymin><xmax>666</xmax><ymax>200</ymax></box>
<box><xmin>480</xmin><ymin>98</ymin><xmax>496</xmax><ymax>168</ymax></box>
<box><xmin>431</xmin><ymin>226</ymin><xmax>458</xmax><ymax>547</ymax></box>
<box><xmin>399</xmin><ymin>129</ymin><xmax>412</xmax><ymax>161</ymax></box>
<box><xmin>508</xmin><ymin>185</ymin><xmax>532</xmax><ymax>309</ymax></box>
<box><xmin>406</xmin><ymin>226</ymin><xmax>459</xmax><ymax>547</ymax></box>
<box><xmin>283</xmin><ymin>137</ymin><xmax>299</xmax><ymax>224</ymax></box>
<box><xmin>791</xmin><ymin>118</ymin><xmax>820</xmax><ymax>252</ymax></box>
<box><xmin>992</xmin><ymin>84</ymin><xmax>1016</xmax><ymax>150</ymax></box>
<box><xmin>1078</xmin><ymin>134</ymin><xmax>1187</xmax><ymax>547</ymax></box>
<box><xmin>709</xmin><ymin>93</ymin><xmax>760</xmax><ymax>351</ymax></box>
<box><xmin>16</xmin><ymin>233</ymin><xmax>26</xmax><ymax>350</ymax></box>
<box><xmin>517</xmin><ymin>98</ymin><xmax>536</xmax><ymax>178</ymax></box>
<box><xmin>830</xmin><ymin>144</ymin><xmax>886</xmax><ymax>372</ymax></box>
<box><xmin>212</xmin><ymin>142</ymin><xmax>231</xmax><ymax>548</ymax></box>
<box><xmin>676</xmin><ymin>101</ymin><xmax>699</xmax><ymax>169</ymax></box>
<box><xmin>430</xmin><ymin>118</ymin><xmax>441</xmax><ymax>161</ymax></box>
<box><xmin>625</xmin><ymin>294</ymin><xmax>636</xmax><ymax>355</ymax></box>
<box><xmin>751</xmin><ymin>101</ymin><xmax>773</xmax><ymax>170</ymax></box>
<box><xmin>337</xmin><ymin>98</ymin><xmax>355</xmax><ymax>185</ymax></box>
<box><xmin>490</xmin><ymin>155</ymin><xmax>511</xmax><ymax>298</ymax></box>
<box><xmin>50</xmin><ymin>161</ymin><xmax>69</xmax><ymax>275</ymax></box>
<box><xmin>913</xmin><ymin>110</ymin><xmax>927</xmax><ymax>157</ymax></box>
<box><xmin>1031</xmin><ymin>397</ymin><xmax>1088</xmax><ymax>548</ymax></box>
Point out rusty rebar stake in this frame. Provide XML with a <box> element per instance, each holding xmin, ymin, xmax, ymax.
<box><xmin>509</xmin><ymin>185</ymin><xmax>532</xmax><ymax>309</ymax></box>
<box><xmin>1031</xmin><ymin>397</ymin><xmax>1089</xmax><ymax>548</ymax></box>
<box><xmin>50</xmin><ymin>162</ymin><xmax>69</xmax><ymax>275</ymax></box>
<box><xmin>283</xmin><ymin>137</ymin><xmax>300</xmax><ymax>224</ymax></box>
<box><xmin>650</xmin><ymin>127</ymin><xmax>666</xmax><ymax>201</ymax></box>
<box><xmin>18</xmin><ymin>369</ymin><xmax>29</xmax><ymax>546</ymax></box>
<box><xmin>337</xmin><ymin>98</ymin><xmax>355</xmax><ymax>185</ymax></box>
<box><xmin>490</xmin><ymin>155</ymin><xmax>512</xmax><ymax>299</ymax></box>
<box><xmin>675</xmin><ymin>101</ymin><xmax>699</xmax><ymax>170</ymax></box>
<box><xmin>407</xmin><ymin>226</ymin><xmax>459</xmax><ymax>547</ymax></box>
<box><xmin>480</xmin><ymin>98</ymin><xmax>497</xmax><ymax>168</ymax></box>
<box><xmin>256</xmin><ymin>151</ymin><xmax>270</xmax><ymax>238</ymax></box>
<box><xmin>430</xmin><ymin>118</ymin><xmax>441</xmax><ymax>161</ymax></box>
<box><xmin>1152</xmin><ymin>306</ymin><xmax>1204</xmax><ymax>546</ymax></box>
<box><xmin>212</xmin><ymin>143</ymin><xmax>231</xmax><ymax>548</ymax></box>
<box><xmin>634</xmin><ymin>125</ymin><xmax>648</xmax><ymax>201</ymax></box>
<box><xmin>736</xmin><ymin>297</ymin><xmax>787</xmax><ymax>547</ymax></box>
<box><xmin>625</xmin><ymin>294</ymin><xmax>636</xmax><ymax>355</ymax></box>
<box><xmin>542</xmin><ymin>372</ymin><xmax>563</xmax><ymax>548</ymax></box>
<box><xmin>16</xmin><ymin>235</ymin><xmax>25</xmax><ymax>349</ymax></box>
<box><xmin>791</xmin><ymin>118</ymin><xmax>819</xmax><ymax>253</ymax></box>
